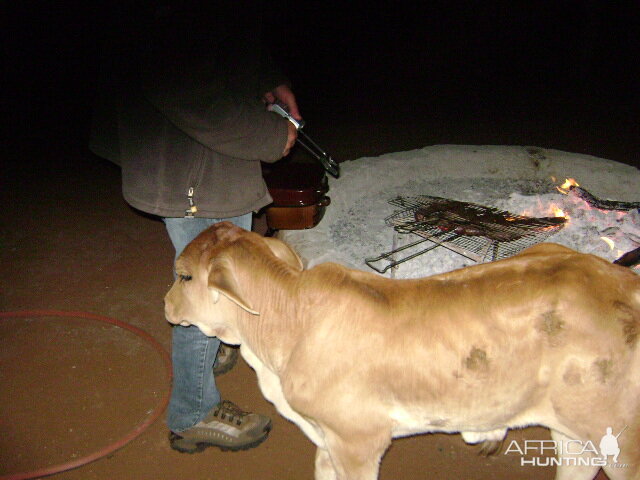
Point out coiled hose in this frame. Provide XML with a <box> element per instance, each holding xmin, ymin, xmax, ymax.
<box><xmin>0</xmin><ymin>310</ymin><xmax>172</xmax><ymax>480</ymax></box>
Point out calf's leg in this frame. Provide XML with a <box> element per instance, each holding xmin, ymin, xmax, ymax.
<box><xmin>321</xmin><ymin>429</ymin><xmax>391</xmax><ymax>480</ymax></box>
<box><xmin>315</xmin><ymin>447</ymin><xmax>338</xmax><ymax>480</ymax></box>
<box><xmin>551</xmin><ymin>430</ymin><xmax>600</xmax><ymax>480</ymax></box>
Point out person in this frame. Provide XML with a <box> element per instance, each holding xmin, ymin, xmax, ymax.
<box><xmin>90</xmin><ymin>3</ymin><xmax>300</xmax><ymax>452</ymax></box>
<box><xmin>599</xmin><ymin>427</ymin><xmax>622</xmax><ymax>464</ymax></box>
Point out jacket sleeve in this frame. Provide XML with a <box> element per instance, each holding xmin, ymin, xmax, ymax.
<box><xmin>143</xmin><ymin>78</ymin><xmax>289</xmax><ymax>163</ymax></box>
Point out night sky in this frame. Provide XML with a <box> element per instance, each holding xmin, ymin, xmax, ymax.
<box><xmin>5</xmin><ymin>2</ymin><xmax>639</xmax><ymax>163</ymax></box>
<box><xmin>264</xmin><ymin>3</ymin><xmax>637</xmax><ymax>121</ymax></box>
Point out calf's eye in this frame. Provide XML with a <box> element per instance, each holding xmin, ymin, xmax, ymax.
<box><xmin>179</xmin><ymin>274</ymin><xmax>192</xmax><ymax>282</ymax></box>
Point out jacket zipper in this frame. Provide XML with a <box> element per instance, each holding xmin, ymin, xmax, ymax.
<box><xmin>185</xmin><ymin>187</ymin><xmax>197</xmax><ymax>217</ymax></box>
<box><xmin>184</xmin><ymin>152</ymin><xmax>206</xmax><ymax>217</ymax></box>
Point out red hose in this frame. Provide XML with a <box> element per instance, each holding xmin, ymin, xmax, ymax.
<box><xmin>0</xmin><ymin>310</ymin><xmax>173</xmax><ymax>480</ymax></box>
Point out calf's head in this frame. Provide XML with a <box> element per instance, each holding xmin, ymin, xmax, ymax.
<box><xmin>164</xmin><ymin>222</ymin><xmax>302</xmax><ymax>343</ymax></box>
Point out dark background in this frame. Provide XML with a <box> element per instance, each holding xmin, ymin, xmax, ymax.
<box><xmin>267</xmin><ymin>2</ymin><xmax>637</xmax><ymax>119</ymax></box>
<box><xmin>4</xmin><ymin>1</ymin><xmax>639</xmax><ymax>167</ymax></box>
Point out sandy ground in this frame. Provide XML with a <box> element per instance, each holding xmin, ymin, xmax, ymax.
<box><xmin>1</xmin><ymin>102</ymin><xmax>636</xmax><ymax>480</ymax></box>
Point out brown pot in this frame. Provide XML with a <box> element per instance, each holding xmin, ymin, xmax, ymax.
<box><xmin>263</xmin><ymin>161</ymin><xmax>331</xmax><ymax>230</ymax></box>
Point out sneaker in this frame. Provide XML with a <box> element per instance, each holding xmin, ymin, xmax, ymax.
<box><xmin>212</xmin><ymin>343</ymin><xmax>239</xmax><ymax>376</ymax></box>
<box><xmin>169</xmin><ymin>400</ymin><xmax>272</xmax><ymax>453</ymax></box>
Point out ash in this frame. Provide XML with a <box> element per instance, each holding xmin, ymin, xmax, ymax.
<box><xmin>329</xmin><ymin>178</ymin><xmax>639</xmax><ymax>278</ymax></box>
<box><xmin>280</xmin><ymin>146</ymin><xmax>640</xmax><ymax>279</ymax></box>
<box><xmin>495</xmin><ymin>190</ymin><xmax>639</xmax><ymax>260</ymax></box>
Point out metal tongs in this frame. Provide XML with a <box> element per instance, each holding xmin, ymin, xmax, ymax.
<box><xmin>268</xmin><ymin>102</ymin><xmax>340</xmax><ymax>178</ymax></box>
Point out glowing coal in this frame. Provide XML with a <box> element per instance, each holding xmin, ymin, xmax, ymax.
<box><xmin>494</xmin><ymin>188</ymin><xmax>639</xmax><ymax>267</ymax></box>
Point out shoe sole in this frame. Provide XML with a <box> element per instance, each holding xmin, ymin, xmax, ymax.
<box><xmin>169</xmin><ymin>423</ymin><xmax>271</xmax><ymax>454</ymax></box>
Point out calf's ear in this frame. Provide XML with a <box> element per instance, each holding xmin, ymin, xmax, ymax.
<box><xmin>262</xmin><ymin>237</ymin><xmax>304</xmax><ymax>271</ymax></box>
<box><xmin>208</xmin><ymin>258</ymin><xmax>259</xmax><ymax>315</ymax></box>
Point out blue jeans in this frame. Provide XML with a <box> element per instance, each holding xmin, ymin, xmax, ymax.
<box><xmin>164</xmin><ymin>214</ymin><xmax>252</xmax><ymax>433</ymax></box>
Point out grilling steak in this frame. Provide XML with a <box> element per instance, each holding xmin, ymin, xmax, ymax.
<box><xmin>414</xmin><ymin>200</ymin><xmax>564</xmax><ymax>242</ymax></box>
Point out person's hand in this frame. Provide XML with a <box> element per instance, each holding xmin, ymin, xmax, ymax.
<box><xmin>264</xmin><ymin>84</ymin><xmax>302</xmax><ymax>121</ymax></box>
<box><xmin>264</xmin><ymin>84</ymin><xmax>300</xmax><ymax>157</ymax></box>
<box><xmin>283</xmin><ymin>121</ymin><xmax>297</xmax><ymax>157</ymax></box>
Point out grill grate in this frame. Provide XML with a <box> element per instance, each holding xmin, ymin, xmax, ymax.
<box><xmin>365</xmin><ymin>195</ymin><xmax>566</xmax><ymax>273</ymax></box>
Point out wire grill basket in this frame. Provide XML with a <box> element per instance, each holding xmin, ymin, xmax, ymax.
<box><xmin>365</xmin><ymin>195</ymin><xmax>566</xmax><ymax>273</ymax></box>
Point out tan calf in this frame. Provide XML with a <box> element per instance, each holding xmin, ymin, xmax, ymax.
<box><xmin>165</xmin><ymin>222</ymin><xmax>640</xmax><ymax>480</ymax></box>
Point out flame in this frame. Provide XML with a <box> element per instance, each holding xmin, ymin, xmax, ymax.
<box><xmin>556</xmin><ymin>178</ymin><xmax>580</xmax><ymax>195</ymax></box>
<box><xmin>600</xmin><ymin>237</ymin><xmax>615</xmax><ymax>250</ymax></box>
<box><xmin>551</xmin><ymin>205</ymin><xmax>567</xmax><ymax>218</ymax></box>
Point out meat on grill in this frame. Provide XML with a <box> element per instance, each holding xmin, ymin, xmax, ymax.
<box><xmin>414</xmin><ymin>200</ymin><xmax>564</xmax><ymax>242</ymax></box>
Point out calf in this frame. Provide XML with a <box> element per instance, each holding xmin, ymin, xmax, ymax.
<box><xmin>164</xmin><ymin>222</ymin><xmax>640</xmax><ymax>480</ymax></box>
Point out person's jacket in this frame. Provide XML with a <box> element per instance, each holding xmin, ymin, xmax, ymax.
<box><xmin>90</xmin><ymin>5</ymin><xmax>290</xmax><ymax>218</ymax></box>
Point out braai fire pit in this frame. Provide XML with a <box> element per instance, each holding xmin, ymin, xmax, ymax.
<box><xmin>278</xmin><ymin>145</ymin><xmax>640</xmax><ymax>279</ymax></box>
<box><xmin>365</xmin><ymin>195</ymin><xmax>566</xmax><ymax>273</ymax></box>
